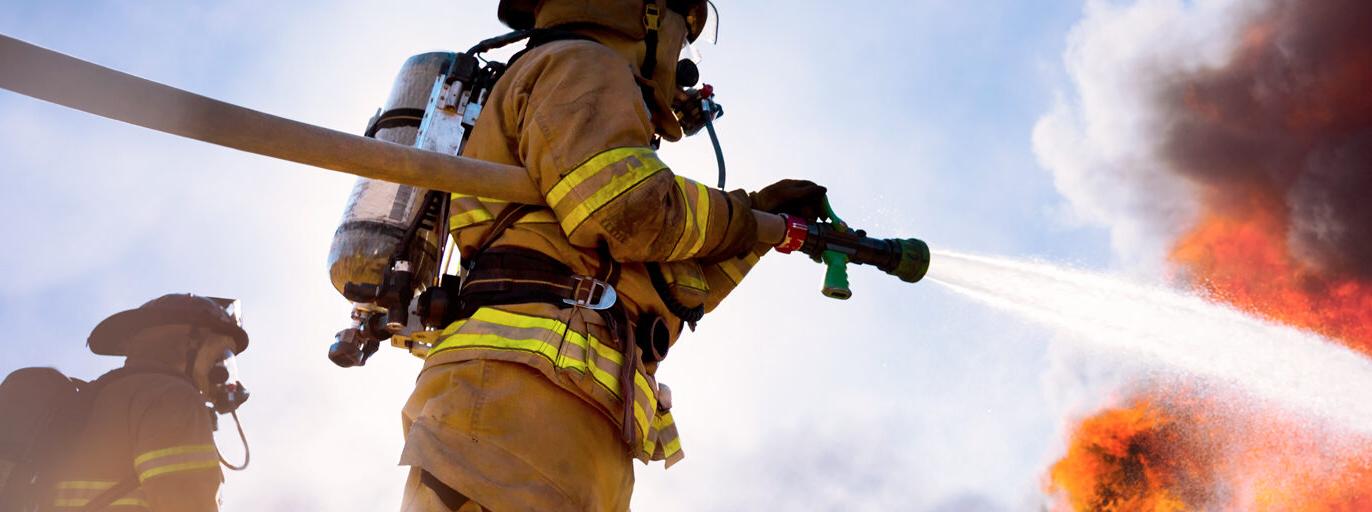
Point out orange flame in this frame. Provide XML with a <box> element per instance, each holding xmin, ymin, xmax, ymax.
<box><xmin>1047</xmin><ymin>200</ymin><xmax>1372</xmax><ymax>510</ymax></box>
<box><xmin>1048</xmin><ymin>394</ymin><xmax>1372</xmax><ymax>511</ymax></box>
<box><xmin>1047</xmin><ymin>399</ymin><xmax>1206</xmax><ymax>512</ymax></box>
<box><xmin>1169</xmin><ymin>199</ymin><xmax>1372</xmax><ymax>352</ymax></box>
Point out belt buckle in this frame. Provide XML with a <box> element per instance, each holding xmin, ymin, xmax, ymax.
<box><xmin>564</xmin><ymin>275</ymin><xmax>618</xmax><ymax>311</ymax></box>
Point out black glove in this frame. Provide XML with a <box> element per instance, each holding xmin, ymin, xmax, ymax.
<box><xmin>749</xmin><ymin>179</ymin><xmax>829</xmax><ymax>222</ymax></box>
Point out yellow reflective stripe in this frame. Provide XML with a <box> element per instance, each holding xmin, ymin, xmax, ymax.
<box><xmin>667</xmin><ymin>177</ymin><xmax>711</xmax><ymax>260</ymax></box>
<box><xmin>135</xmin><ymin>444</ymin><xmax>218</xmax><ymax>483</ymax></box>
<box><xmin>546</xmin><ymin>147</ymin><xmax>667</xmax><ymax>234</ymax></box>
<box><xmin>663</xmin><ymin>436</ymin><xmax>682</xmax><ymax>457</ymax></box>
<box><xmin>432</xmin><ymin>336</ymin><xmax>623</xmax><ymax>398</ymax></box>
<box><xmin>133</xmin><ymin>444</ymin><xmax>216</xmax><ymax>466</ymax></box>
<box><xmin>54</xmin><ymin>498</ymin><xmax>151</xmax><ymax>508</ymax></box>
<box><xmin>720</xmin><ymin>251</ymin><xmax>760</xmax><ymax>284</ymax></box>
<box><xmin>476</xmin><ymin>308</ymin><xmax>624</xmax><ymax>364</ymax></box>
<box><xmin>449</xmin><ymin>193</ymin><xmax>558</xmax><ymax>230</ymax></box>
<box><xmin>431</xmin><ymin>308</ymin><xmax>656</xmax><ymax>439</ymax></box>
<box><xmin>658</xmin><ymin>412</ymin><xmax>682</xmax><ymax>457</ymax></box>
<box><xmin>56</xmin><ymin>481</ymin><xmax>116</xmax><ymax>490</ymax></box>
<box><xmin>448</xmin><ymin>209</ymin><xmax>494</xmax><ymax>228</ymax></box>
<box><xmin>138</xmin><ymin>460</ymin><xmax>220</xmax><ymax>482</ymax></box>
<box><xmin>719</xmin><ymin>260</ymin><xmax>745</xmax><ymax>284</ymax></box>
<box><xmin>546</xmin><ymin>147</ymin><xmax>655</xmax><ymax>205</ymax></box>
<box><xmin>52</xmin><ymin>480</ymin><xmax>149</xmax><ymax>509</ymax></box>
<box><xmin>663</xmin><ymin>263</ymin><xmax>709</xmax><ymax>292</ymax></box>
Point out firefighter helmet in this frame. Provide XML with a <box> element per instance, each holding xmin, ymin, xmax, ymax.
<box><xmin>88</xmin><ymin>294</ymin><xmax>249</xmax><ymax>356</ymax></box>
<box><xmin>498</xmin><ymin>0</ymin><xmax>709</xmax><ymax>43</ymax></box>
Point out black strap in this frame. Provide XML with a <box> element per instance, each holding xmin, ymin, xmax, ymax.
<box><xmin>364</xmin><ymin>107</ymin><xmax>426</xmax><ymax>138</ymax></box>
<box><xmin>464</xmin><ymin>204</ymin><xmax>540</xmax><ymax>273</ymax></box>
<box><xmin>506</xmin><ymin>28</ymin><xmax>598</xmax><ymax>68</ymax></box>
<box><xmin>419</xmin><ymin>470</ymin><xmax>468</xmax><ymax>511</ymax></box>
<box><xmin>641</xmin><ymin>1</ymin><xmax>660</xmax><ymax>81</ymax></box>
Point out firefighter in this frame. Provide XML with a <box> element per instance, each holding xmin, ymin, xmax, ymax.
<box><xmin>49</xmin><ymin>294</ymin><xmax>249</xmax><ymax>511</ymax></box>
<box><xmin>398</xmin><ymin>1</ymin><xmax>829</xmax><ymax>510</ymax></box>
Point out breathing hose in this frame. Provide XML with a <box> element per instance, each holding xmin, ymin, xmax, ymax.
<box><xmin>704</xmin><ymin>108</ymin><xmax>726</xmax><ymax>189</ymax></box>
<box><xmin>218</xmin><ymin>410</ymin><xmax>250</xmax><ymax>471</ymax></box>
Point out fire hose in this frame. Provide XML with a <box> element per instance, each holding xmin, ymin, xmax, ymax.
<box><xmin>0</xmin><ymin>34</ymin><xmax>929</xmax><ymax>296</ymax></box>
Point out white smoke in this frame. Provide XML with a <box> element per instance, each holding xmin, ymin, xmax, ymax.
<box><xmin>1032</xmin><ymin>0</ymin><xmax>1265</xmax><ymax>275</ymax></box>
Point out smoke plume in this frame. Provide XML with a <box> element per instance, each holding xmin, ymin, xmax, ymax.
<box><xmin>1158</xmin><ymin>0</ymin><xmax>1372</xmax><ymax>278</ymax></box>
<box><xmin>1037</xmin><ymin>0</ymin><xmax>1372</xmax><ymax>509</ymax></box>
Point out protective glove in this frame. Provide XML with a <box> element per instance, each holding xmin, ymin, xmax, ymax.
<box><xmin>749</xmin><ymin>179</ymin><xmax>829</xmax><ymax>222</ymax></box>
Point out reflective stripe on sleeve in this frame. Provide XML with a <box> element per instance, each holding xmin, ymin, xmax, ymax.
<box><xmin>667</xmin><ymin>176</ymin><xmax>713</xmax><ymax>261</ymax></box>
<box><xmin>662</xmin><ymin>262</ymin><xmax>709</xmax><ymax>293</ymax></box>
<box><xmin>545</xmin><ymin>147</ymin><xmax>668</xmax><ymax>235</ymax></box>
<box><xmin>133</xmin><ymin>444</ymin><xmax>219</xmax><ymax>483</ymax></box>
<box><xmin>717</xmin><ymin>251</ymin><xmax>761</xmax><ymax>285</ymax></box>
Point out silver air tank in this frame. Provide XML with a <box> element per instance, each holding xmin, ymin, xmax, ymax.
<box><xmin>326</xmin><ymin>53</ymin><xmax>451</xmax><ymax>298</ymax></box>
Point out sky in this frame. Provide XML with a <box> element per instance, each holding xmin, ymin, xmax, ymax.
<box><xmin>0</xmin><ymin>1</ymin><xmax>1143</xmax><ymax>510</ymax></box>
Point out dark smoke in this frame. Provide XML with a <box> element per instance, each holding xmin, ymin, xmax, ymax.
<box><xmin>1158</xmin><ymin>0</ymin><xmax>1372</xmax><ymax>278</ymax></box>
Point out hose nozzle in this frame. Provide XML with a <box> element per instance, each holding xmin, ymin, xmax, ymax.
<box><xmin>775</xmin><ymin>204</ymin><xmax>930</xmax><ymax>299</ymax></box>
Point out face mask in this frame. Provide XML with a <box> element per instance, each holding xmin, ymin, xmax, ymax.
<box><xmin>200</xmin><ymin>346</ymin><xmax>250</xmax><ymax>414</ymax></box>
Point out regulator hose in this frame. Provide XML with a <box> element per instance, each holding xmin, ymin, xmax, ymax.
<box><xmin>218</xmin><ymin>410</ymin><xmax>250</xmax><ymax>471</ymax></box>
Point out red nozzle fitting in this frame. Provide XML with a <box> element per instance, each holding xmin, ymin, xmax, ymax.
<box><xmin>775</xmin><ymin>214</ymin><xmax>809</xmax><ymax>253</ymax></box>
<box><xmin>699</xmin><ymin>84</ymin><xmax>714</xmax><ymax>100</ymax></box>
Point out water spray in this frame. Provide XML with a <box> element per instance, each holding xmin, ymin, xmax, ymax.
<box><xmin>927</xmin><ymin>249</ymin><xmax>1372</xmax><ymax>436</ymax></box>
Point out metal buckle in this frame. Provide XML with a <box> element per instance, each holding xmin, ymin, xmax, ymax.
<box><xmin>564</xmin><ymin>275</ymin><xmax>618</xmax><ymax>311</ymax></box>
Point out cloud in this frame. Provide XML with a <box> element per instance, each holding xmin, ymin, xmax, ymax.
<box><xmin>1031</xmin><ymin>0</ymin><xmax>1266</xmax><ymax>275</ymax></box>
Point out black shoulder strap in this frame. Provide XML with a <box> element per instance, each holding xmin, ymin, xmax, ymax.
<box><xmin>506</xmin><ymin>28</ymin><xmax>598</xmax><ymax>68</ymax></box>
<box><xmin>465</xmin><ymin>204</ymin><xmax>540</xmax><ymax>273</ymax></box>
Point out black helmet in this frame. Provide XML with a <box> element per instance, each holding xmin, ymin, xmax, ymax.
<box><xmin>498</xmin><ymin>0</ymin><xmax>710</xmax><ymax>43</ymax></box>
<box><xmin>88</xmin><ymin>294</ymin><xmax>249</xmax><ymax>356</ymax></box>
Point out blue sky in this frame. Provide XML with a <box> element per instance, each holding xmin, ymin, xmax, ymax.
<box><xmin>0</xmin><ymin>1</ymin><xmax>1131</xmax><ymax>510</ymax></box>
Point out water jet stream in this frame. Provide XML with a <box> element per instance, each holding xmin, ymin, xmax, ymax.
<box><xmin>927</xmin><ymin>250</ymin><xmax>1372</xmax><ymax>434</ymax></box>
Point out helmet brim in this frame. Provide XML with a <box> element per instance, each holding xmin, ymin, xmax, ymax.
<box><xmin>88</xmin><ymin>306</ymin><xmax>250</xmax><ymax>356</ymax></box>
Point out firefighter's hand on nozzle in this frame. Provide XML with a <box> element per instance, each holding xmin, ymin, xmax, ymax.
<box><xmin>750</xmin><ymin>179</ymin><xmax>829</xmax><ymax>223</ymax></box>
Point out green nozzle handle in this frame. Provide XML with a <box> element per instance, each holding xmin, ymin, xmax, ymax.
<box><xmin>821</xmin><ymin>250</ymin><xmax>851</xmax><ymax>300</ymax></box>
<box><xmin>799</xmin><ymin>200</ymin><xmax>929</xmax><ymax>299</ymax></box>
<box><xmin>820</xmin><ymin>200</ymin><xmax>852</xmax><ymax>300</ymax></box>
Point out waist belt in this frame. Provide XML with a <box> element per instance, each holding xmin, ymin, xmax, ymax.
<box><xmin>457</xmin><ymin>248</ymin><xmax>620</xmax><ymax>320</ymax></box>
<box><xmin>457</xmin><ymin>245</ymin><xmax>642</xmax><ymax>448</ymax></box>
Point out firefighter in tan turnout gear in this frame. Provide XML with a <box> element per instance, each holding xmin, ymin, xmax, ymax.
<box><xmin>48</xmin><ymin>294</ymin><xmax>250</xmax><ymax>511</ymax></box>
<box><xmin>399</xmin><ymin>1</ymin><xmax>830</xmax><ymax>510</ymax></box>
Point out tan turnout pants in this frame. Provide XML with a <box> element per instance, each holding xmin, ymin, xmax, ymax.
<box><xmin>399</xmin><ymin>360</ymin><xmax>634</xmax><ymax>511</ymax></box>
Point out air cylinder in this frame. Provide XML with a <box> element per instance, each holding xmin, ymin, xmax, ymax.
<box><xmin>326</xmin><ymin>53</ymin><xmax>452</xmax><ymax>298</ymax></box>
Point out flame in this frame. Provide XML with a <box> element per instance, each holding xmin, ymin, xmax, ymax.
<box><xmin>1048</xmin><ymin>394</ymin><xmax>1372</xmax><ymax>511</ymax></box>
<box><xmin>1046</xmin><ymin>399</ymin><xmax>1205</xmax><ymax>512</ymax></box>
<box><xmin>1169</xmin><ymin>198</ymin><xmax>1372</xmax><ymax>352</ymax></box>
<box><xmin>1047</xmin><ymin>199</ymin><xmax>1372</xmax><ymax>511</ymax></box>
